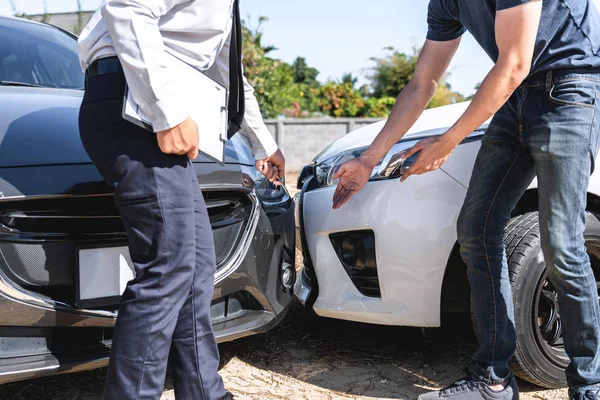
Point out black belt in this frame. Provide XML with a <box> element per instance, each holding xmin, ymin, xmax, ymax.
<box><xmin>85</xmin><ymin>56</ymin><xmax>122</xmax><ymax>84</ymax></box>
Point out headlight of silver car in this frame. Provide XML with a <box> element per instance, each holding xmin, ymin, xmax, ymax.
<box><xmin>314</xmin><ymin>140</ymin><xmax>420</xmax><ymax>188</ymax></box>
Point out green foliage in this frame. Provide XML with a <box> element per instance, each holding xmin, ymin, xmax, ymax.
<box><xmin>314</xmin><ymin>82</ymin><xmax>365</xmax><ymax>118</ymax></box>
<box><xmin>369</xmin><ymin>47</ymin><xmax>465</xmax><ymax>109</ymax></box>
<box><xmin>241</xmin><ymin>26</ymin><xmax>468</xmax><ymax>118</ymax></box>
<box><xmin>369</xmin><ymin>47</ymin><xmax>418</xmax><ymax>99</ymax></box>
<box><xmin>339</xmin><ymin>72</ymin><xmax>359</xmax><ymax>88</ymax></box>
<box><xmin>312</xmin><ymin>84</ymin><xmax>398</xmax><ymax>118</ymax></box>
<box><xmin>361</xmin><ymin>96</ymin><xmax>397</xmax><ymax>118</ymax></box>
<box><xmin>242</xmin><ymin>18</ymin><xmax>319</xmax><ymax>118</ymax></box>
<box><xmin>292</xmin><ymin>57</ymin><xmax>319</xmax><ymax>87</ymax></box>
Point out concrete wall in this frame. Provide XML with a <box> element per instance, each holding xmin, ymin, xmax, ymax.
<box><xmin>264</xmin><ymin>118</ymin><xmax>384</xmax><ymax>172</ymax></box>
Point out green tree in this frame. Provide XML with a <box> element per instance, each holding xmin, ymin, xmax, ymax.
<box><xmin>369</xmin><ymin>47</ymin><xmax>417</xmax><ymax>99</ymax></box>
<box><xmin>292</xmin><ymin>57</ymin><xmax>319</xmax><ymax>87</ymax></box>
<box><xmin>339</xmin><ymin>72</ymin><xmax>359</xmax><ymax>89</ymax></box>
<box><xmin>242</xmin><ymin>17</ymin><xmax>306</xmax><ymax>118</ymax></box>
<box><xmin>340</xmin><ymin>73</ymin><xmax>371</xmax><ymax>99</ymax></box>
<box><xmin>368</xmin><ymin>47</ymin><xmax>464</xmax><ymax>109</ymax></box>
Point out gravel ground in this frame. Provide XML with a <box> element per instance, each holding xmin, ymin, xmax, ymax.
<box><xmin>0</xmin><ymin>308</ymin><xmax>567</xmax><ymax>400</ymax></box>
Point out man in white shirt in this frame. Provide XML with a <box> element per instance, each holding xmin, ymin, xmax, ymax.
<box><xmin>77</xmin><ymin>1</ymin><xmax>284</xmax><ymax>399</ymax></box>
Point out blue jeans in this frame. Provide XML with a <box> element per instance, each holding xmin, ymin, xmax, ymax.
<box><xmin>457</xmin><ymin>69</ymin><xmax>600</xmax><ymax>393</ymax></box>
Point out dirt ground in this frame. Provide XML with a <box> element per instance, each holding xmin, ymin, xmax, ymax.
<box><xmin>0</xmin><ymin>308</ymin><xmax>567</xmax><ymax>400</ymax></box>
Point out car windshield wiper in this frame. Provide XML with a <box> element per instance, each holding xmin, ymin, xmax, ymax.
<box><xmin>0</xmin><ymin>80</ymin><xmax>45</xmax><ymax>88</ymax></box>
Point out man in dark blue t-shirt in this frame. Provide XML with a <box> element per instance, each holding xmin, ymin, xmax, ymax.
<box><xmin>331</xmin><ymin>1</ymin><xmax>600</xmax><ymax>399</ymax></box>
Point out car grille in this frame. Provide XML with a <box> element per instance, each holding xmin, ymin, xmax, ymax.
<box><xmin>0</xmin><ymin>195</ymin><xmax>124</xmax><ymax>237</ymax></box>
<box><xmin>0</xmin><ymin>191</ymin><xmax>254</xmax><ymax>294</ymax></box>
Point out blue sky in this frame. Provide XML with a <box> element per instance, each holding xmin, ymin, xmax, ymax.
<box><xmin>3</xmin><ymin>0</ymin><xmax>600</xmax><ymax>96</ymax></box>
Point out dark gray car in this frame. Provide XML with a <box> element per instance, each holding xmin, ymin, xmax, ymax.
<box><xmin>0</xmin><ymin>16</ymin><xmax>295</xmax><ymax>384</ymax></box>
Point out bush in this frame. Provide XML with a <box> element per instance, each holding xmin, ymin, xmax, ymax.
<box><xmin>314</xmin><ymin>83</ymin><xmax>365</xmax><ymax>118</ymax></box>
<box><xmin>361</xmin><ymin>97</ymin><xmax>396</xmax><ymax>117</ymax></box>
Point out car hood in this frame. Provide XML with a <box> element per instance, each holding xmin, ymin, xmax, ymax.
<box><xmin>0</xmin><ymin>87</ymin><xmax>254</xmax><ymax>168</ymax></box>
<box><xmin>314</xmin><ymin>101</ymin><xmax>486</xmax><ymax>163</ymax></box>
<box><xmin>0</xmin><ymin>87</ymin><xmax>88</xmax><ymax>167</ymax></box>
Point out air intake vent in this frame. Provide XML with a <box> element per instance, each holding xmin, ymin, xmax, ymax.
<box><xmin>329</xmin><ymin>230</ymin><xmax>380</xmax><ymax>298</ymax></box>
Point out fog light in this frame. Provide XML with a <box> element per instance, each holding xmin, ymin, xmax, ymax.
<box><xmin>341</xmin><ymin>237</ymin><xmax>358</xmax><ymax>267</ymax></box>
<box><xmin>282</xmin><ymin>262</ymin><xmax>295</xmax><ymax>290</ymax></box>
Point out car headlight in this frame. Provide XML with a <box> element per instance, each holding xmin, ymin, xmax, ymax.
<box><xmin>255</xmin><ymin>178</ymin><xmax>286</xmax><ymax>201</ymax></box>
<box><xmin>315</xmin><ymin>140</ymin><xmax>420</xmax><ymax>188</ymax></box>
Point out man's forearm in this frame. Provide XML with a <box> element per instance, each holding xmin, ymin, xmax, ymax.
<box><xmin>443</xmin><ymin>61</ymin><xmax>528</xmax><ymax>144</ymax></box>
<box><xmin>360</xmin><ymin>80</ymin><xmax>437</xmax><ymax>168</ymax></box>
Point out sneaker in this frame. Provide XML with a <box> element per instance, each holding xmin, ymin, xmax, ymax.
<box><xmin>570</xmin><ymin>390</ymin><xmax>600</xmax><ymax>400</ymax></box>
<box><xmin>418</xmin><ymin>376</ymin><xmax>519</xmax><ymax>400</ymax></box>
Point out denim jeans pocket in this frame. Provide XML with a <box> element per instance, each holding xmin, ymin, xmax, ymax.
<box><xmin>548</xmin><ymin>78</ymin><xmax>598</xmax><ymax>109</ymax></box>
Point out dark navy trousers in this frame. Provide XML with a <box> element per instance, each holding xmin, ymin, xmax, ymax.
<box><xmin>79</xmin><ymin>71</ymin><xmax>226</xmax><ymax>400</ymax></box>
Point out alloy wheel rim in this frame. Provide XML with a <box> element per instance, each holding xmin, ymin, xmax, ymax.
<box><xmin>532</xmin><ymin>240</ymin><xmax>600</xmax><ymax>367</ymax></box>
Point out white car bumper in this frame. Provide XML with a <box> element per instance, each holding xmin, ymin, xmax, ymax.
<box><xmin>296</xmin><ymin>167</ymin><xmax>468</xmax><ymax>327</ymax></box>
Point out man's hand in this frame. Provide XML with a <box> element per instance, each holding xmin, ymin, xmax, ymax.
<box><xmin>256</xmin><ymin>149</ymin><xmax>285</xmax><ymax>186</ymax></box>
<box><xmin>400</xmin><ymin>135</ymin><xmax>459</xmax><ymax>182</ymax></box>
<box><xmin>330</xmin><ymin>38</ymin><xmax>460</xmax><ymax>210</ymax></box>
<box><xmin>332</xmin><ymin>157</ymin><xmax>374</xmax><ymax>209</ymax></box>
<box><xmin>157</xmin><ymin>117</ymin><xmax>199</xmax><ymax>159</ymax></box>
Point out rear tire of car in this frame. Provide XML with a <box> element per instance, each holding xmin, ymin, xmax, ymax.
<box><xmin>504</xmin><ymin>212</ymin><xmax>600</xmax><ymax>389</ymax></box>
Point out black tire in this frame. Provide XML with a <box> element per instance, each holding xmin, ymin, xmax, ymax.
<box><xmin>505</xmin><ymin>212</ymin><xmax>600</xmax><ymax>389</ymax></box>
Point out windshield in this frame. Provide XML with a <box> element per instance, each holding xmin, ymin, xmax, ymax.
<box><xmin>0</xmin><ymin>18</ymin><xmax>84</xmax><ymax>89</ymax></box>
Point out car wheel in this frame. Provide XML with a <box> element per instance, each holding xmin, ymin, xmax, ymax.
<box><xmin>505</xmin><ymin>211</ymin><xmax>600</xmax><ymax>388</ymax></box>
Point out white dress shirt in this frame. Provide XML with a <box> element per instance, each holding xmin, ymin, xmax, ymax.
<box><xmin>78</xmin><ymin>0</ymin><xmax>278</xmax><ymax>160</ymax></box>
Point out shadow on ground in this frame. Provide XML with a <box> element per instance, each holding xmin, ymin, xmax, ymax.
<box><xmin>219</xmin><ymin>307</ymin><xmax>564</xmax><ymax>399</ymax></box>
<box><xmin>0</xmin><ymin>307</ymin><xmax>566</xmax><ymax>400</ymax></box>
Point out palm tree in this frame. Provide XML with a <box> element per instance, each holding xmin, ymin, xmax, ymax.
<box><xmin>340</xmin><ymin>73</ymin><xmax>359</xmax><ymax>89</ymax></box>
<box><xmin>246</xmin><ymin>15</ymin><xmax>277</xmax><ymax>55</ymax></box>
